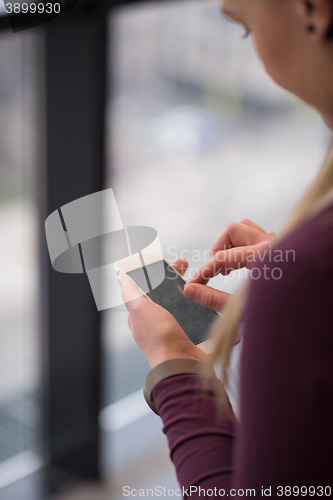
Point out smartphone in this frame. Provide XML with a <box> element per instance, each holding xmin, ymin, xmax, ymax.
<box><xmin>115</xmin><ymin>253</ymin><xmax>218</xmax><ymax>355</ymax></box>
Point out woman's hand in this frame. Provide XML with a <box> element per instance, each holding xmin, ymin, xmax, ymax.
<box><xmin>118</xmin><ymin>259</ymin><xmax>210</xmax><ymax>369</ymax></box>
<box><xmin>183</xmin><ymin>219</ymin><xmax>276</xmax><ymax>309</ymax></box>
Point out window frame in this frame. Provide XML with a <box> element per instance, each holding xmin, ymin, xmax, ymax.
<box><xmin>0</xmin><ymin>0</ymin><xmax>186</xmax><ymax>492</ymax></box>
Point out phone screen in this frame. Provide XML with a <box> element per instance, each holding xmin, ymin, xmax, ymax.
<box><xmin>126</xmin><ymin>260</ymin><xmax>217</xmax><ymax>345</ymax></box>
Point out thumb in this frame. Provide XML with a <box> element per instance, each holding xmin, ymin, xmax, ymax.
<box><xmin>117</xmin><ymin>274</ymin><xmax>149</xmax><ymax>312</ymax></box>
<box><xmin>183</xmin><ymin>283</ymin><xmax>232</xmax><ymax>312</ymax></box>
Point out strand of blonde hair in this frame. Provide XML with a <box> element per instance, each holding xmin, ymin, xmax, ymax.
<box><xmin>209</xmin><ymin>141</ymin><xmax>333</xmax><ymax>409</ymax></box>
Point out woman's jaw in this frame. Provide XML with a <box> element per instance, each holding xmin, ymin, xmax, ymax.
<box><xmin>221</xmin><ymin>0</ymin><xmax>333</xmax><ymax>129</ymax></box>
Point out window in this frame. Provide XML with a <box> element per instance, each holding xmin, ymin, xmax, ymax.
<box><xmin>0</xmin><ymin>0</ymin><xmax>330</xmax><ymax>494</ymax></box>
<box><xmin>0</xmin><ymin>29</ymin><xmax>42</xmax><ymax>487</ymax></box>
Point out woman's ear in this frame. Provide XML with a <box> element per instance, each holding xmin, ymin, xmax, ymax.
<box><xmin>297</xmin><ymin>0</ymin><xmax>333</xmax><ymax>40</ymax></box>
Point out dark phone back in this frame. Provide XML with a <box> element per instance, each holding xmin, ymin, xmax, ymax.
<box><xmin>127</xmin><ymin>260</ymin><xmax>217</xmax><ymax>345</ymax></box>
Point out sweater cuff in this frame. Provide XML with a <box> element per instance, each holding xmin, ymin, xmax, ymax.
<box><xmin>143</xmin><ymin>358</ymin><xmax>216</xmax><ymax>415</ymax></box>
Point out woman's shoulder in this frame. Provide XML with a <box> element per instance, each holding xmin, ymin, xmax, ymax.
<box><xmin>244</xmin><ymin>201</ymin><xmax>333</xmax><ymax>344</ymax></box>
<box><xmin>252</xmin><ymin>201</ymin><xmax>333</xmax><ymax>285</ymax></box>
<box><xmin>276</xmin><ymin>201</ymin><xmax>333</xmax><ymax>264</ymax></box>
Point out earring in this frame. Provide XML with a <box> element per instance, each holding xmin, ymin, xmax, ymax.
<box><xmin>307</xmin><ymin>24</ymin><xmax>316</xmax><ymax>33</ymax></box>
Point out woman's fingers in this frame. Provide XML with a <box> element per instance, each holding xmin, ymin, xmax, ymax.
<box><xmin>171</xmin><ymin>258</ymin><xmax>188</xmax><ymax>277</ymax></box>
<box><xmin>239</xmin><ymin>218</ymin><xmax>266</xmax><ymax>234</ymax></box>
<box><xmin>210</xmin><ymin>222</ymin><xmax>270</xmax><ymax>257</ymax></box>
<box><xmin>118</xmin><ymin>274</ymin><xmax>150</xmax><ymax>312</ymax></box>
<box><xmin>183</xmin><ymin>283</ymin><xmax>232</xmax><ymax>311</ymax></box>
<box><xmin>188</xmin><ymin>243</ymin><xmax>266</xmax><ymax>285</ymax></box>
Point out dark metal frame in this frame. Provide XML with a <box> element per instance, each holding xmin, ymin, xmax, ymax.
<box><xmin>41</xmin><ymin>0</ymin><xmax>109</xmax><ymax>480</ymax></box>
<box><xmin>0</xmin><ymin>0</ymin><xmax>184</xmax><ymax>492</ymax></box>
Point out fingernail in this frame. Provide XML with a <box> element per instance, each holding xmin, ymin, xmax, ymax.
<box><xmin>117</xmin><ymin>274</ymin><xmax>124</xmax><ymax>285</ymax></box>
<box><xmin>184</xmin><ymin>285</ymin><xmax>197</xmax><ymax>300</ymax></box>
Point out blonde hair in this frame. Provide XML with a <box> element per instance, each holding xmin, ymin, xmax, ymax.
<box><xmin>210</xmin><ymin>141</ymin><xmax>333</xmax><ymax>403</ymax></box>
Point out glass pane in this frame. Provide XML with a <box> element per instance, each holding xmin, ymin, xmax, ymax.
<box><xmin>0</xmin><ymin>29</ymin><xmax>41</xmax><ymax>483</ymax></box>
<box><xmin>102</xmin><ymin>0</ymin><xmax>330</xmax><ymax>489</ymax></box>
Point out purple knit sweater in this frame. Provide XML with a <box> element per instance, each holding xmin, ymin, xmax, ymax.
<box><xmin>153</xmin><ymin>203</ymin><xmax>333</xmax><ymax>498</ymax></box>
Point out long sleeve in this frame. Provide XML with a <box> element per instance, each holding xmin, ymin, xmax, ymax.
<box><xmin>154</xmin><ymin>374</ymin><xmax>238</xmax><ymax>494</ymax></box>
<box><xmin>153</xmin><ymin>204</ymin><xmax>333</xmax><ymax>498</ymax></box>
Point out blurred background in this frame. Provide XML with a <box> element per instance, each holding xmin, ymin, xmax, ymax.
<box><xmin>0</xmin><ymin>0</ymin><xmax>331</xmax><ymax>499</ymax></box>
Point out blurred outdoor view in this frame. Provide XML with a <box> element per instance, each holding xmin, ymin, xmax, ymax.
<box><xmin>101</xmin><ymin>0</ymin><xmax>332</xmax><ymax>497</ymax></box>
<box><xmin>0</xmin><ymin>27</ymin><xmax>41</xmax><ymax>483</ymax></box>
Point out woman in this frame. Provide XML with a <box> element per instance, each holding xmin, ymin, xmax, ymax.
<box><xmin>118</xmin><ymin>0</ymin><xmax>333</xmax><ymax>496</ymax></box>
